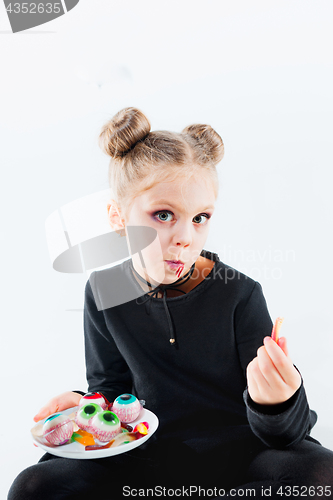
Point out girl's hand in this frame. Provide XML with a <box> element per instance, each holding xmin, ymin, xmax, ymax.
<box><xmin>33</xmin><ymin>391</ymin><xmax>82</xmax><ymax>422</ymax></box>
<box><xmin>246</xmin><ymin>336</ymin><xmax>302</xmax><ymax>406</ymax></box>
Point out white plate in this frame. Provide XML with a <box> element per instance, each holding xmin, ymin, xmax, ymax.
<box><xmin>31</xmin><ymin>407</ymin><xmax>159</xmax><ymax>459</ymax></box>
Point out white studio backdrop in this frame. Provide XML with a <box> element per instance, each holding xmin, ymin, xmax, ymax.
<box><xmin>1</xmin><ymin>1</ymin><xmax>332</xmax><ymax>497</ymax></box>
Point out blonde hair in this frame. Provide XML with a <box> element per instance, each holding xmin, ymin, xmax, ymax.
<box><xmin>98</xmin><ymin>107</ymin><xmax>224</xmax><ymax>220</ymax></box>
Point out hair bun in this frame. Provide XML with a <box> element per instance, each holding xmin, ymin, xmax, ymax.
<box><xmin>182</xmin><ymin>124</ymin><xmax>224</xmax><ymax>164</ymax></box>
<box><xmin>99</xmin><ymin>107</ymin><xmax>151</xmax><ymax>158</ymax></box>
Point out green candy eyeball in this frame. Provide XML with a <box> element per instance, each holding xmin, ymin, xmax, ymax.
<box><xmin>75</xmin><ymin>403</ymin><xmax>103</xmax><ymax>432</ymax></box>
<box><xmin>96</xmin><ymin>411</ymin><xmax>119</xmax><ymax>428</ymax></box>
<box><xmin>79</xmin><ymin>403</ymin><xmax>102</xmax><ymax>420</ymax></box>
<box><xmin>90</xmin><ymin>411</ymin><xmax>121</xmax><ymax>442</ymax></box>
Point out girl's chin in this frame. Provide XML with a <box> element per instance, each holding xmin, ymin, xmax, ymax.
<box><xmin>165</xmin><ymin>260</ymin><xmax>185</xmax><ymax>278</ymax></box>
<box><xmin>141</xmin><ymin>261</ymin><xmax>185</xmax><ymax>285</ymax></box>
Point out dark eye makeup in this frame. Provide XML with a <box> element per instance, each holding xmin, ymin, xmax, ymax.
<box><xmin>152</xmin><ymin>210</ymin><xmax>212</xmax><ymax>224</ymax></box>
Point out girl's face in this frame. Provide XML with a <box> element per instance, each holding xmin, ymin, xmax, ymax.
<box><xmin>125</xmin><ymin>174</ymin><xmax>216</xmax><ymax>286</ymax></box>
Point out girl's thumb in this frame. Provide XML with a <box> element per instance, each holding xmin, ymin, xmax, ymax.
<box><xmin>33</xmin><ymin>405</ymin><xmax>57</xmax><ymax>422</ymax></box>
<box><xmin>33</xmin><ymin>412</ymin><xmax>45</xmax><ymax>422</ymax></box>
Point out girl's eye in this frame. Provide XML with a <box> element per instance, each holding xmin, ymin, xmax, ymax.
<box><xmin>193</xmin><ymin>214</ymin><xmax>211</xmax><ymax>224</ymax></box>
<box><xmin>154</xmin><ymin>211</ymin><xmax>173</xmax><ymax>222</ymax></box>
<box><xmin>153</xmin><ymin>210</ymin><xmax>211</xmax><ymax>225</ymax></box>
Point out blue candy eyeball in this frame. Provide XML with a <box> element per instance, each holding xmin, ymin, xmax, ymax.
<box><xmin>112</xmin><ymin>394</ymin><xmax>142</xmax><ymax>423</ymax></box>
<box><xmin>114</xmin><ymin>394</ymin><xmax>136</xmax><ymax>405</ymax></box>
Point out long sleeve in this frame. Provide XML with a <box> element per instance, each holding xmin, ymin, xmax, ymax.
<box><xmin>83</xmin><ymin>272</ymin><xmax>133</xmax><ymax>403</ymax></box>
<box><xmin>235</xmin><ymin>281</ymin><xmax>317</xmax><ymax>448</ymax></box>
<box><xmin>243</xmin><ymin>366</ymin><xmax>318</xmax><ymax>449</ymax></box>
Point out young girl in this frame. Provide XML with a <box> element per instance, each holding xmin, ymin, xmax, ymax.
<box><xmin>8</xmin><ymin>107</ymin><xmax>333</xmax><ymax>499</ymax></box>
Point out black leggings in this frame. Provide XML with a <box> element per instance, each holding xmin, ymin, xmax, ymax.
<box><xmin>7</xmin><ymin>436</ymin><xmax>333</xmax><ymax>499</ymax></box>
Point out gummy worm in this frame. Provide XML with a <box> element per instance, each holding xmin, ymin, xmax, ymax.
<box><xmin>271</xmin><ymin>317</ymin><xmax>284</xmax><ymax>344</ymax></box>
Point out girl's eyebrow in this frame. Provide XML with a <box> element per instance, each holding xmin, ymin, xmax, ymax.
<box><xmin>150</xmin><ymin>200</ymin><xmax>215</xmax><ymax>211</ymax></box>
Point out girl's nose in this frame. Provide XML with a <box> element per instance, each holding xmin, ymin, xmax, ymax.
<box><xmin>172</xmin><ymin>222</ymin><xmax>192</xmax><ymax>247</ymax></box>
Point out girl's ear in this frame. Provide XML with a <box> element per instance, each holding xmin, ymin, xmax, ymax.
<box><xmin>106</xmin><ymin>202</ymin><xmax>126</xmax><ymax>236</ymax></box>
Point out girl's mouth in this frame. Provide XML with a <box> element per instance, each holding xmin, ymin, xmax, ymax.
<box><xmin>165</xmin><ymin>260</ymin><xmax>184</xmax><ymax>268</ymax></box>
<box><xmin>165</xmin><ymin>261</ymin><xmax>185</xmax><ymax>277</ymax></box>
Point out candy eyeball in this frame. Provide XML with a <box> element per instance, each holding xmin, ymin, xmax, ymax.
<box><xmin>111</xmin><ymin>393</ymin><xmax>142</xmax><ymax>423</ymax></box>
<box><xmin>75</xmin><ymin>403</ymin><xmax>103</xmax><ymax>432</ymax></box>
<box><xmin>90</xmin><ymin>411</ymin><xmax>121</xmax><ymax>443</ymax></box>
<box><xmin>43</xmin><ymin>413</ymin><xmax>74</xmax><ymax>446</ymax></box>
<box><xmin>78</xmin><ymin>392</ymin><xmax>108</xmax><ymax>410</ymax></box>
